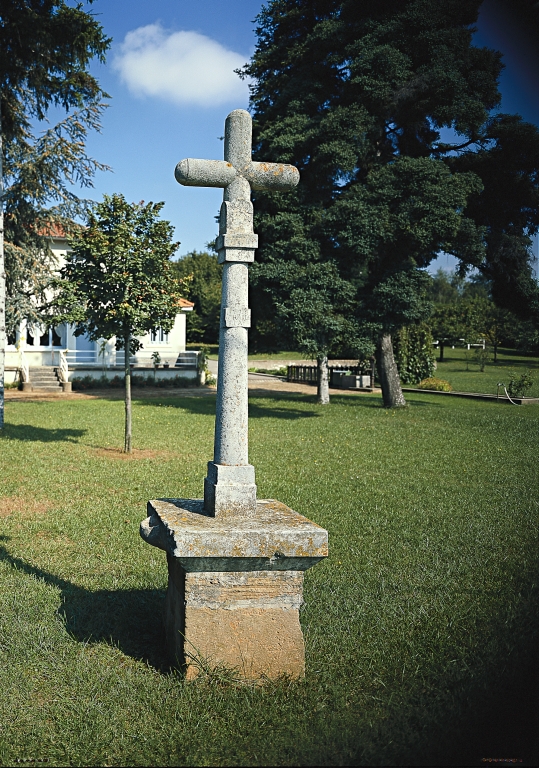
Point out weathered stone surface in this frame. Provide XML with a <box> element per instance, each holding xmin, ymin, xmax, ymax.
<box><xmin>174</xmin><ymin>109</ymin><xmax>299</xmax><ymax>517</ymax></box>
<box><xmin>141</xmin><ymin>498</ymin><xmax>328</xmax><ymax>570</ymax></box>
<box><xmin>140</xmin><ymin>498</ymin><xmax>328</xmax><ymax>679</ymax></box>
<box><xmin>165</xmin><ymin>557</ymin><xmax>307</xmax><ymax>679</ymax></box>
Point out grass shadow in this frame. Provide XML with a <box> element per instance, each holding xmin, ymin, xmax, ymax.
<box><xmin>0</xmin><ymin>543</ymin><xmax>169</xmax><ymax>672</ymax></box>
<box><xmin>326</xmin><ymin>393</ymin><xmax>442</xmax><ymax>408</ymax></box>
<box><xmin>0</xmin><ymin>424</ymin><xmax>87</xmax><ymax>443</ymax></box>
<box><xmin>136</xmin><ymin>392</ymin><xmax>322</xmax><ymax>419</ymax></box>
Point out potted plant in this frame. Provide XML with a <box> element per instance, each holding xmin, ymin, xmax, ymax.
<box><xmin>151</xmin><ymin>351</ymin><xmax>161</xmax><ymax>369</ymax></box>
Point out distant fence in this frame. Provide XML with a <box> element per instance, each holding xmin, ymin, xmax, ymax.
<box><xmin>287</xmin><ymin>362</ymin><xmax>375</xmax><ymax>389</ymax></box>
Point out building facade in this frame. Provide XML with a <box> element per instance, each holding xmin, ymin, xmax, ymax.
<box><xmin>5</xmin><ymin>231</ymin><xmax>196</xmax><ymax>385</ymax></box>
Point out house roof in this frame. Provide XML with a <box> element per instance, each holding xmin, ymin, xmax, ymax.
<box><xmin>179</xmin><ymin>297</ymin><xmax>194</xmax><ymax>311</ymax></box>
<box><xmin>39</xmin><ymin>221</ymin><xmax>81</xmax><ymax>239</ymax></box>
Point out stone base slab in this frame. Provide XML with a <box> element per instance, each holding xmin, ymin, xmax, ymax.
<box><xmin>140</xmin><ymin>498</ymin><xmax>328</xmax><ymax>679</ymax></box>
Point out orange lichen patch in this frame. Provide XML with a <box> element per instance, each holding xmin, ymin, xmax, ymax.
<box><xmin>92</xmin><ymin>447</ymin><xmax>174</xmax><ymax>461</ymax></box>
<box><xmin>0</xmin><ymin>496</ymin><xmax>53</xmax><ymax>518</ymax></box>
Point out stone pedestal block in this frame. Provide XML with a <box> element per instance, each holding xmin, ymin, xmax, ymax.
<box><xmin>140</xmin><ymin>498</ymin><xmax>328</xmax><ymax>680</ymax></box>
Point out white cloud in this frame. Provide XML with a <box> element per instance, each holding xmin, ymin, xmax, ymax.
<box><xmin>113</xmin><ymin>24</ymin><xmax>250</xmax><ymax>107</ymax></box>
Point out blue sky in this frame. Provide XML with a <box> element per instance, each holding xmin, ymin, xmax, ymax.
<box><xmin>69</xmin><ymin>0</ymin><xmax>538</xmax><ymax>269</ymax></box>
<box><xmin>75</xmin><ymin>0</ymin><xmax>257</xmax><ymax>257</ymax></box>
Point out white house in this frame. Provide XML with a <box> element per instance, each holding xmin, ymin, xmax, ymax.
<box><xmin>5</xmin><ymin>228</ymin><xmax>197</xmax><ymax>389</ymax></box>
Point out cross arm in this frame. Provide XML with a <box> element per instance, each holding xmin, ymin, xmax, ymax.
<box><xmin>175</xmin><ymin>158</ymin><xmax>300</xmax><ymax>192</ymax></box>
<box><xmin>175</xmin><ymin>159</ymin><xmax>237</xmax><ymax>189</ymax></box>
<box><xmin>244</xmin><ymin>162</ymin><xmax>299</xmax><ymax>191</ymax></box>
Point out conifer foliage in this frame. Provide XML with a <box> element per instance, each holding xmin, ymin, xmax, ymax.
<box><xmin>0</xmin><ymin>0</ymin><xmax>110</xmax><ymax>427</ymax></box>
<box><xmin>244</xmin><ymin>0</ymin><xmax>539</xmax><ymax>406</ymax></box>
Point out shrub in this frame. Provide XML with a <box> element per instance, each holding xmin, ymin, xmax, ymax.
<box><xmin>507</xmin><ymin>370</ymin><xmax>534</xmax><ymax>398</ymax></box>
<box><xmin>393</xmin><ymin>324</ymin><xmax>436</xmax><ymax>385</ymax></box>
<box><xmin>473</xmin><ymin>345</ymin><xmax>490</xmax><ymax>371</ymax></box>
<box><xmin>198</xmin><ymin>345</ymin><xmax>216</xmax><ymax>385</ymax></box>
<box><xmin>417</xmin><ymin>377</ymin><xmax>453</xmax><ymax>392</ymax></box>
<box><xmin>71</xmin><ymin>374</ymin><xmax>197</xmax><ymax>390</ymax></box>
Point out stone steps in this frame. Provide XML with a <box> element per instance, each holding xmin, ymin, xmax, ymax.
<box><xmin>175</xmin><ymin>351</ymin><xmax>198</xmax><ymax>368</ymax></box>
<box><xmin>28</xmin><ymin>367</ymin><xmax>62</xmax><ymax>391</ymax></box>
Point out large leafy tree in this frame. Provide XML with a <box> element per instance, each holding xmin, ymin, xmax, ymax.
<box><xmin>55</xmin><ymin>194</ymin><xmax>184</xmax><ymax>453</ymax></box>
<box><xmin>448</xmin><ymin>115</ymin><xmax>539</xmax><ymax>318</ymax></box>
<box><xmin>255</xmin><ymin>259</ymin><xmax>357</xmax><ymax>403</ymax></box>
<box><xmin>328</xmin><ymin>156</ymin><xmax>482</xmax><ymax>404</ymax></box>
<box><xmin>244</xmin><ymin>0</ymin><xmax>539</xmax><ymax>407</ymax></box>
<box><xmin>248</xmin><ymin>180</ymin><xmax>362</xmax><ymax>403</ymax></box>
<box><xmin>0</xmin><ymin>0</ymin><xmax>110</xmax><ymax>427</ymax></box>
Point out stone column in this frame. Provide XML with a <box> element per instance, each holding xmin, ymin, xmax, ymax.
<box><xmin>204</xmin><ymin>111</ymin><xmax>258</xmax><ymax>516</ymax></box>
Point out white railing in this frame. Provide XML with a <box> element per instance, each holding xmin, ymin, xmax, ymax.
<box><xmin>19</xmin><ymin>348</ymin><xmax>29</xmax><ymax>383</ymax></box>
<box><xmin>66</xmin><ymin>350</ymin><xmax>99</xmax><ymax>365</ymax></box>
<box><xmin>65</xmin><ymin>349</ymin><xmax>133</xmax><ymax>366</ymax></box>
<box><xmin>59</xmin><ymin>349</ymin><xmax>69</xmax><ymax>382</ymax></box>
<box><xmin>62</xmin><ymin>349</ymin><xmax>196</xmax><ymax>367</ymax></box>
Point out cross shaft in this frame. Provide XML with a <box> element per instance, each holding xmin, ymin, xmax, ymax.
<box><xmin>175</xmin><ymin>109</ymin><xmax>299</xmax><ymax>516</ymax></box>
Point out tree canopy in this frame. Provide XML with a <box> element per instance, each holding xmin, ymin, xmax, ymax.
<box><xmin>243</xmin><ymin>0</ymin><xmax>539</xmax><ymax>406</ymax></box>
<box><xmin>1</xmin><ymin>0</ymin><xmax>110</xmax><ymax>328</ymax></box>
<box><xmin>55</xmin><ymin>193</ymin><xmax>184</xmax><ymax>451</ymax></box>
<box><xmin>173</xmin><ymin>251</ymin><xmax>222</xmax><ymax>344</ymax></box>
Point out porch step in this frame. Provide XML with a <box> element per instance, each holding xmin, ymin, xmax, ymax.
<box><xmin>175</xmin><ymin>351</ymin><xmax>198</xmax><ymax>368</ymax></box>
<box><xmin>28</xmin><ymin>367</ymin><xmax>62</xmax><ymax>390</ymax></box>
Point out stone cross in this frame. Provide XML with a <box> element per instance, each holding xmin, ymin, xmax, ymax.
<box><xmin>175</xmin><ymin>109</ymin><xmax>299</xmax><ymax>516</ymax></box>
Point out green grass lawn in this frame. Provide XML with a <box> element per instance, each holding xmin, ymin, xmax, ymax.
<box><xmin>187</xmin><ymin>343</ymin><xmax>305</xmax><ymax>361</ymax></box>
<box><xmin>433</xmin><ymin>346</ymin><xmax>539</xmax><ymax>397</ymax></box>
<box><xmin>0</xmin><ymin>391</ymin><xmax>538</xmax><ymax>766</ymax></box>
<box><xmin>189</xmin><ymin>343</ymin><xmax>539</xmax><ymax>397</ymax></box>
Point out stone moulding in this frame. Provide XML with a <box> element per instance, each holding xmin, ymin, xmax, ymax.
<box><xmin>140</xmin><ymin>498</ymin><xmax>328</xmax><ymax>679</ymax></box>
<box><xmin>141</xmin><ymin>498</ymin><xmax>328</xmax><ymax>571</ymax></box>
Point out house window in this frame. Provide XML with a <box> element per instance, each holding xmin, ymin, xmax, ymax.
<box><xmin>150</xmin><ymin>329</ymin><xmax>169</xmax><ymax>344</ymax></box>
<box><xmin>38</xmin><ymin>327</ymin><xmax>63</xmax><ymax>347</ymax></box>
<box><xmin>7</xmin><ymin>332</ymin><xmax>16</xmax><ymax>346</ymax></box>
<box><xmin>51</xmin><ymin>327</ymin><xmax>62</xmax><ymax>346</ymax></box>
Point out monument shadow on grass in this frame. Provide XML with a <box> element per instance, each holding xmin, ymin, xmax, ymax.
<box><xmin>0</xmin><ymin>542</ymin><xmax>169</xmax><ymax>672</ymax></box>
<box><xmin>0</xmin><ymin>537</ymin><xmax>536</xmax><ymax>763</ymax></box>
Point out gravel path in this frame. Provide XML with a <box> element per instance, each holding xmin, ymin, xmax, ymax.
<box><xmin>4</xmin><ymin>375</ymin><xmax>380</xmax><ymax>401</ymax></box>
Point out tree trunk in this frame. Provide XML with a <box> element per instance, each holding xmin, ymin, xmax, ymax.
<box><xmin>124</xmin><ymin>331</ymin><xmax>132</xmax><ymax>452</ymax></box>
<box><xmin>317</xmin><ymin>354</ymin><xmax>330</xmax><ymax>405</ymax></box>
<box><xmin>493</xmin><ymin>343</ymin><xmax>498</xmax><ymax>363</ymax></box>
<box><xmin>439</xmin><ymin>341</ymin><xmax>445</xmax><ymax>362</ymax></box>
<box><xmin>0</xmin><ymin>105</ymin><xmax>5</xmax><ymax>429</ymax></box>
<box><xmin>376</xmin><ymin>332</ymin><xmax>406</xmax><ymax>408</ymax></box>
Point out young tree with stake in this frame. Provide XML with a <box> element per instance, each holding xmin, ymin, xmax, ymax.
<box><xmin>55</xmin><ymin>194</ymin><xmax>185</xmax><ymax>453</ymax></box>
